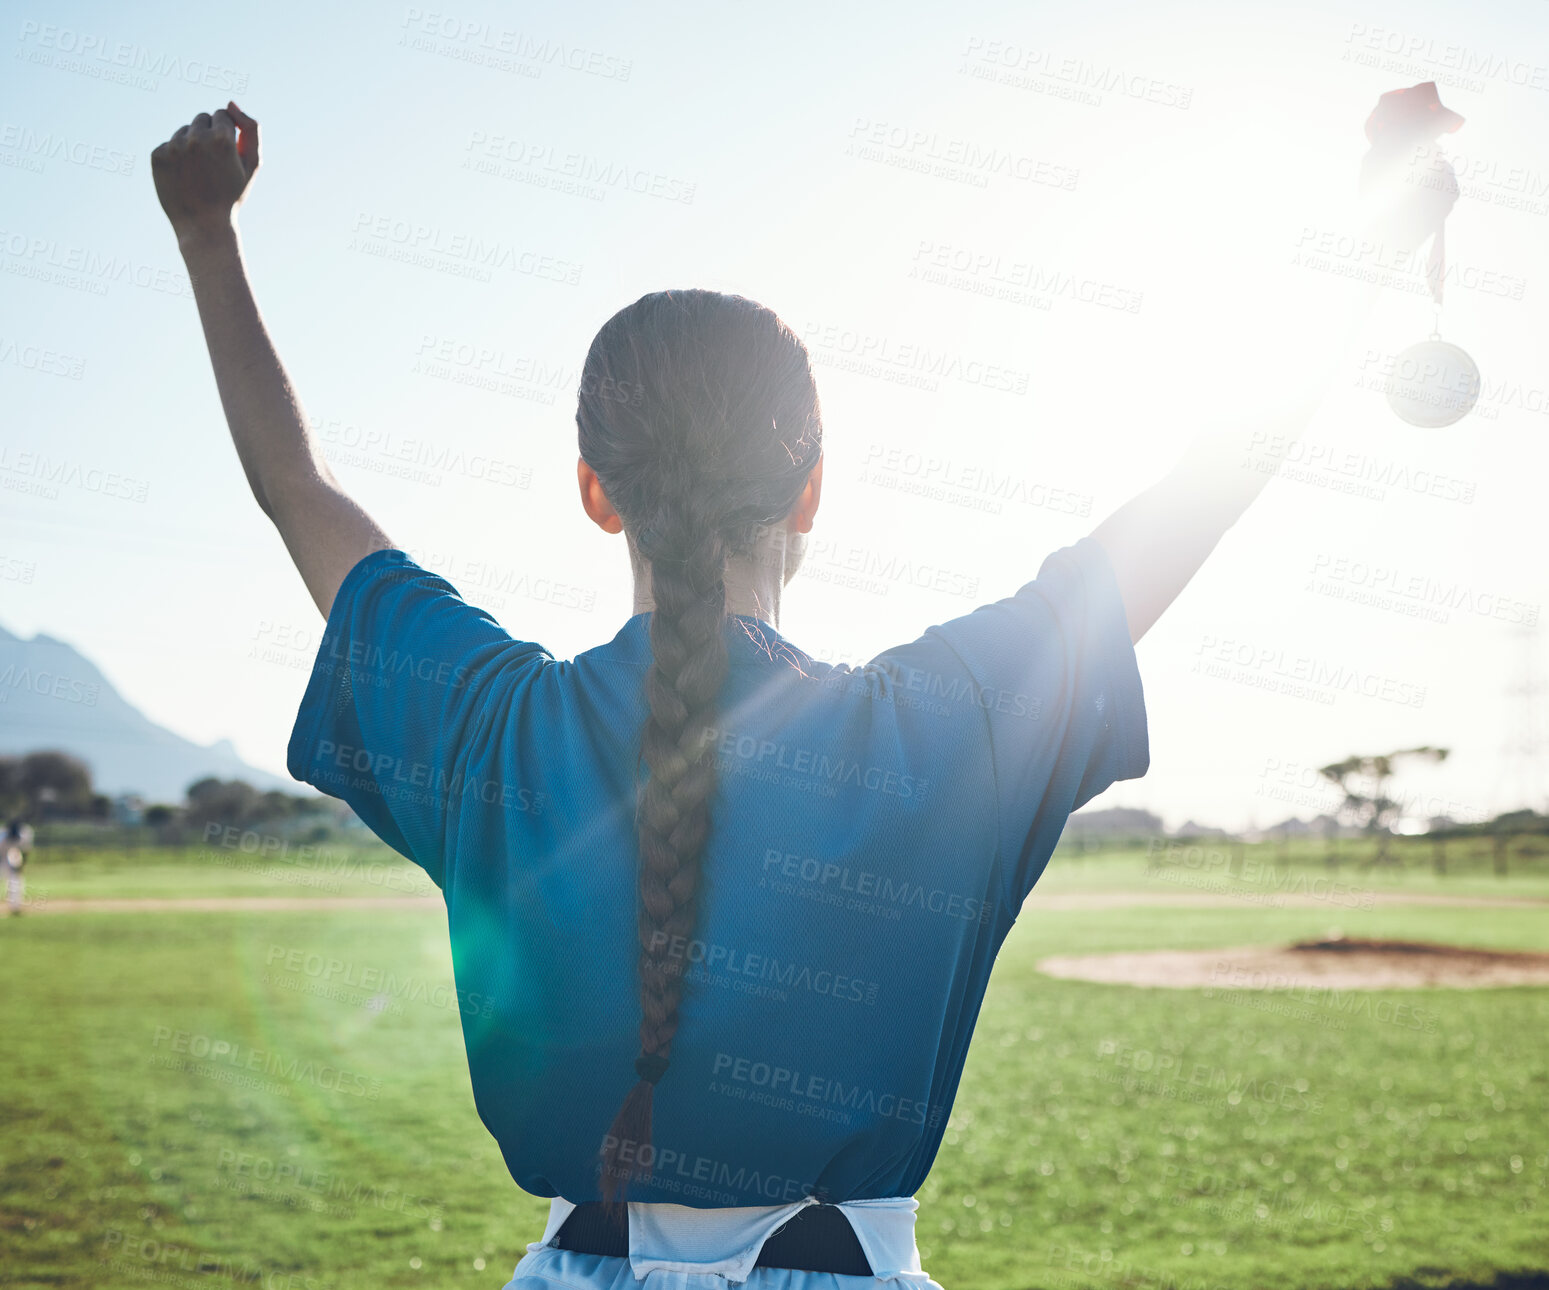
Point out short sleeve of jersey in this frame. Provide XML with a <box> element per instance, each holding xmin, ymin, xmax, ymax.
<box><xmin>286</xmin><ymin>548</ymin><xmax>550</xmax><ymax>889</ymax></box>
<box><xmin>917</xmin><ymin>536</ymin><xmax>1149</xmax><ymax>914</ymax></box>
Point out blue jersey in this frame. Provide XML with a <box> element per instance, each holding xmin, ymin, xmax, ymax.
<box><xmin>287</xmin><ymin>537</ymin><xmax>1148</xmax><ymax>1207</ymax></box>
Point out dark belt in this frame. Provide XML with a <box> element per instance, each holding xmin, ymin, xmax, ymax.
<box><xmin>552</xmin><ymin>1200</ymin><xmax>875</xmax><ymax>1275</ymax></box>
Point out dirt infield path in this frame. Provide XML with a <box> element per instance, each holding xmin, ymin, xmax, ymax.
<box><xmin>1031</xmin><ymin>890</ymin><xmax>1549</xmax><ymax>910</ymax></box>
<box><xmin>1039</xmin><ymin>937</ymin><xmax>1549</xmax><ymax>989</ymax></box>
<box><xmin>17</xmin><ymin>890</ymin><xmax>1547</xmax><ymax>915</ymax></box>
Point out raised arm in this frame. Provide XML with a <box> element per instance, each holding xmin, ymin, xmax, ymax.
<box><xmin>152</xmin><ymin>103</ymin><xmax>392</xmax><ymax>618</ymax></box>
<box><xmin>1089</xmin><ymin>112</ymin><xmax>1450</xmax><ymax>646</ymax></box>
<box><xmin>1090</xmin><ymin>262</ymin><xmax>1385</xmax><ymax>645</ymax></box>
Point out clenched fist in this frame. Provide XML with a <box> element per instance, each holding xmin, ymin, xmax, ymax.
<box><xmin>151</xmin><ymin>101</ymin><xmax>260</xmax><ymax>247</ymax></box>
<box><xmin>1357</xmin><ymin>82</ymin><xmax>1463</xmax><ymax>256</ymax></box>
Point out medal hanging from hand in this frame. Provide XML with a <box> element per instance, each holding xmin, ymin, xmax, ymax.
<box><xmin>1359</xmin><ymin>81</ymin><xmax>1481</xmax><ymax>428</ymax></box>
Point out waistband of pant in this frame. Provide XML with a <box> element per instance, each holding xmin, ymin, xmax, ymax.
<box><xmin>529</xmin><ymin>1194</ymin><xmax>937</xmax><ymax>1284</ymax></box>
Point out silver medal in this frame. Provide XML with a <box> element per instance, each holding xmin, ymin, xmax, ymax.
<box><xmin>1383</xmin><ymin>332</ymin><xmax>1481</xmax><ymax>428</ymax></box>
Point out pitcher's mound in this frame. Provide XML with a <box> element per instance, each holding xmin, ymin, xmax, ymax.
<box><xmin>1036</xmin><ymin>937</ymin><xmax>1549</xmax><ymax>990</ymax></box>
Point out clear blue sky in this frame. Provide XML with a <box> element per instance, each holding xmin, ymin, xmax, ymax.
<box><xmin>3</xmin><ymin>0</ymin><xmax>1546</xmax><ymax>829</ymax></box>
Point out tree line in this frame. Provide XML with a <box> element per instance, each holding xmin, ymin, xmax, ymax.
<box><xmin>0</xmin><ymin>748</ymin><xmax>332</xmax><ymax>831</ymax></box>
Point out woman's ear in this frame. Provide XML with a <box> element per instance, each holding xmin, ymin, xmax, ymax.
<box><xmin>791</xmin><ymin>454</ymin><xmax>823</xmax><ymax>534</ymax></box>
<box><xmin>578</xmin><ymin>458</ymin><xmax>625</xmax><ymax>534</ymax></box>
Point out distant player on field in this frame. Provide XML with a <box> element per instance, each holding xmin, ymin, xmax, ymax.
<box><xmin>2</xmin><ymin>819</ymin><xmax>32</xmax><ymax>916</ymax></box>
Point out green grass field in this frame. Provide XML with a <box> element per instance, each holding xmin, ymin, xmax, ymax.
<box><xmin>2</xmin><ymin>840</ymin><xmax>1546</xmax><ymax>1289</ymax></box>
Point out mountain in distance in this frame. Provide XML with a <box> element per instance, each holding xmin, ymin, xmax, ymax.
<box><xmin>0</xmin><ymin>619</ymin><xmax>300</xmax><ymax>801</ymax></box>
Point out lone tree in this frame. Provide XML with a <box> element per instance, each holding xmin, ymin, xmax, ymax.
<box><xmin>1317</xmin><ymin>746</ymin><xmax>1450</xmax><ymax>867</ymax></box>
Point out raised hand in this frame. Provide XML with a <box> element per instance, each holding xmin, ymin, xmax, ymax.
<box><xmin>1357</xmin><ymin>82</ymin><xmax>1464</xmax><ymax>256</ymax></box>
<box><xmin>151</xmin><ymin>101</ymin><xmax>260</xmax><ymax>247</ymax></box>
<box><xmin>155</xmin><ymin>98</ymin><xmax>393</xmax><ymax>616</ymax></box>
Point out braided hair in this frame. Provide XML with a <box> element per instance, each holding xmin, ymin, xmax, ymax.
<box><xmin>576</xmin><ymin>290</ymin><xmax>823</xmax><ymax>1218</ymax></box>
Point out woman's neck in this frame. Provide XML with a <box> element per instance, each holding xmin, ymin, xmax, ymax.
<box><xmin>626</xmin><ymin>527</ymin><xmax>808</xmax><ymax>630</ymax></box>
